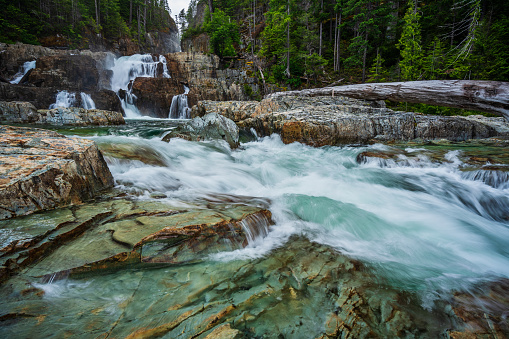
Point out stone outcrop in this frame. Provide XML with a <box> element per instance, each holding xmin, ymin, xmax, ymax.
<box><xmin>131</xmin><ymin>77</ymin><xmax>184</xmax><ymax>118</ymax></box>
<box><xmin>0</xmin><ymin>101</ymin><xmax>125</xmax><ymax>125</ymax></box>
<box><xmin>27</xmin><ymin>55</ymin><xmax>99</xmax><ymax>91</ymax></box>
<box><xmin>163</xmin><ymin>112</ymin><xmax>240</xmax><ymax>148</ymax></box>
<box><xmin>191</xmin><ymin>96</ymin><xmax>508</xmax><ymax>145</ymax></box>
<box><xmin>0</xmin><ymin>43</ymin><xmax>67</xmax><ymax>78</ymax></box>
<box><xmin>0</xmin><ymin>126</ymin><xmax>114</xmax><ymax>220</ymax></box>
<box><xmin>0</xmin><ymin>82</ymin><xmax>122</xmax><ymax>112</ymax></box>
<box><xmin>166</xmin><ymin>52</ymin><xmax>260</xmax><ymax>105</ymax></box>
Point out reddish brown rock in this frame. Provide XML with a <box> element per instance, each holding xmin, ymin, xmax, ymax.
<box><xmin>0</xmin><ymin>126</ymin><xmax>114</xmax><ymax>220</ymax></box>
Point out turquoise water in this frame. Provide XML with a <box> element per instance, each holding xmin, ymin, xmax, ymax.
<box><xmin>55</xmin><ymin>120</ymin><xmax>509</xmax><ymax>305</ymax></box>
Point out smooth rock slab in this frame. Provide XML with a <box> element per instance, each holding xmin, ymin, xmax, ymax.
<box><xmin>0</xmin><ymin>126</ymin><xmax>114</xmax><ymax>220</ymax></box>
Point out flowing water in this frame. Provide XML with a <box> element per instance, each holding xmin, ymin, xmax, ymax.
<box><xmin>10</xmin><ymin>60</ymin><xmax>36</xmax><ymax>84</ymax></box>
<box><xmin>49</xmin><ymin>90</ymin><xmax>76</xmax><ymax>108</ymax></box>
<box><xmin>57</xmin><ymin>121</ymin><xmax>509</xmax><ymax>306</ymax></box>
<box><xmin>80</xmin><ymin>92</ymin><xmax>96</xmax><ymax>109</ymax></box>
<box><xmin>169</xmin><ymin>85</ymin><xmax>191</xmax><ymax>119</ymax></box>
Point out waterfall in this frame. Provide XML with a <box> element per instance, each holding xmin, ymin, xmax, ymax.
<box><xmin>80</xmin><ymin>93</ymin><xmax>96</xmax><ymax>110</ymax></box>
<box><xmin>109</xmin><ymin>54</ymin><xmax>171</xmax><ymax>118</ymax></box>
<box><xmin>10</xmin><ymin>60</ymin><xmax>36</xmax><ymax>84</ymax></box>
<box><xmin>49</xmin><ymin>91</ymin><xmax>76</xmax><ymax>109</ymax></box>
<box><xmin>159</xmin><ymin>55</ymin><xmax>171</xmax><ymax>78</ymax></box>
<box><xmin>169</xmin><ymin>85</ymin><xmax>191</xmax><ymax>119</ymax></box>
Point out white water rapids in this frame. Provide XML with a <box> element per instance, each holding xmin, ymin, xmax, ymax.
<box><xmin>92</xmin><ymin>129</ymin><xmax>509</xmax><ymax>306</ymax></box>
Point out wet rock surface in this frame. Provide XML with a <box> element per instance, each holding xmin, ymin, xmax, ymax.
<box><xmin>0</xmin><ymin>126</ymin><xmax>114</xmax><ymax>220</ymax></box>
<box><xmin>163</xmin><ymin>112</ymin><xmax>240</xmax><ymax>148</ymax></box>
<box><xmin>192</xmin><ymin>96</ymin><xmax>508</xmax><ymax>145</ymax></box>
<box><xmin>131</xmin><ymin>77</ymin><xmax>184</xmax><ymax>118</ymax></box>
<box><xmin>0</xmin><ymin>102</ymin><xmax>125</xmax><ymax>125</ymax></box>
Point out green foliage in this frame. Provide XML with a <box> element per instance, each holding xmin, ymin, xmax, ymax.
<box><xmin>367</xmin><ymin>51</ymin><xmax>389</xmax><ymax>82</ymax></box>
<box><xmin>259</xmin><ymin>0</ymin><xmax>289</xmax><ymax>61</ymax></box>
<box><xmin>386</xmin><ymin>101</ymin><xmax>498</xmax><ymax>117</ymax></box>
<box><xmin>398</xmin><ymin>0</ymin><xmax>423</xmax><ymax>81</ymax></box>
<box><xmin>204</xmin><ymin>10</ymin><xmax>239</xmax><ymax>58</ymax></box>
<box><xmin>0</xmin><ymin>0</ymin><xmax>172</xmax><ymax>46</ymax></box>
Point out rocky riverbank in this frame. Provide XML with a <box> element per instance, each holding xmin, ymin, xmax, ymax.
<box><xmin>0</xmin><ymin>101</ymin><xmax>124</xmax><ymax>125</ymax></box>
<box><xmin>192</xmin><ymin>95</ymin><xmax>509</xmax><ymax>145</ymax></box>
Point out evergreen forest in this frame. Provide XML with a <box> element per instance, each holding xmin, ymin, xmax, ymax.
<box><xmin>0</xmin><ymin>0</ymin><xmax>174</xmax><ymax>48</ymax></box>
<box><xmin>1</xmin><ymin>0</ymin><xmax>507</xmax><ymax>89</ymax></box>
<box><xmin>178</xmin><ymin>0</ymin><xmax>508</xmax><ymax>88</ymax></box>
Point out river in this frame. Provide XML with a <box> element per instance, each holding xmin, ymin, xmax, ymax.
<box><xmin>1</xmin><ymin>118</ymin><xmax>508</xmax><ymax>337</ymax></box>
<box><xmin>68</xmin><ymin>119</ymin><xmax>509</xmax><ymax>298</ymax></box>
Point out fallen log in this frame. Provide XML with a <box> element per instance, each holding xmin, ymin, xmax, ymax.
<box><xmin>267</xmin><ymin>80</ymin><xmax>509</xmax><ymax>121</ymax></box>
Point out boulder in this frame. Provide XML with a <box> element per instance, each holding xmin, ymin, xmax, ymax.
<box><xmin>131</xmin><ymin>77</ymin><xmax>184</xmax><ymax>118</ymax></box>
<box><xmin>0</xmin><ymin>101</ymin><xmax>39</xmax><ymax>123</ymax></box>
<box><xmin>162</xmin><ymin>112</ymin><xmax>239</xmax><ymax>148</ymax></box>
<box><xmin>0</xmin><ymin>126</ymin><xmax>114</xmax><ymax>220</ymax></box>
<box><xmin>192</xmin><ymin>96</ymin><xmax>508</xmax><ymax>146</ymax></box>
<box><xmin>0</xmin><ymin>197</ymin><xmax>272</xmax><ymax>282</ymax></box>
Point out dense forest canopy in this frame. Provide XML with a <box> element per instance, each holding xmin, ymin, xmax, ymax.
<box><xmin>178</xmin><ymin>0</ymin><xmax>508</xmax><ymax>87</ymax></box>
<box><xmin>0</xmin><ymin>0</ymin><xmax>174</xmax><ymax>48</ymax></box>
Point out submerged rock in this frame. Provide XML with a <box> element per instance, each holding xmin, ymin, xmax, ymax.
<box><xmin>192</xmin><ymin>96</ymin><xmax>508</xmax><ymax>146</ymax></box>
<box><xmin>0</xmin><ymin>102</ymin><xmax>125</xmax><ymax>125</ymax></box>
<box><xmin>0</xmin><ymin>126</ymin><xmax>114</xmax><ymax>220</ymax></box>
<box><xmin>163</xmin><ymin>112</ymin><xmax>239</xmax><ymax>148</ymax></box>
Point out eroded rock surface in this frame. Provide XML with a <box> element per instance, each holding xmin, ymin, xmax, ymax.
<box><xmin>191</xmin><ymin>96</ymin><xmax>509</xmax><ymax>145</ymax></box>
<box><xmin>0</xmin><ymin>102</ymin><xmax>125</xmax><ymax>125</ymax></box>
<box><xmin>0</xmin><ymin>126</ymin><xmax>114</xmax><ymax>220</ymax></box>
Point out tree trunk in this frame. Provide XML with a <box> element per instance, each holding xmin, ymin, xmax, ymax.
<box><xmin>208</xmin><ymin>0</ymin><xmax>214</xmax><ymax>20</ymax></box>
<box><xmin>319</xmin><ymin>0</ymin><xmax>323</xmax><ymax>56</ymax></box>
<box><xmin>362</xmin><ymin>29</ymin><xmax>367</xmax><ymax>82</ymax></box>
<box><xmin>267</xmin><ymin>80</ymin><xmax>509</xmax><ymax>121</ymax></box>
<box><xmin>285</xmin><ymin>0</ymin><xmax>290</xmax><ymax>78</ymax></box>
<box><xmin>130</xmin><ymin>0</ymin><xmax>133</xmax><ymax>26</ymax></box>
<box><xmin>95</xmin><ymin>0</ymin><xmax>100</xmax><ymax>26</ymax></box>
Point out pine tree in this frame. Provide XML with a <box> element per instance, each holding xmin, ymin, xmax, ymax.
<box><xmin>398</xmin><ymin>0</ymin><xmax>423</xmax><ymax>81</ymax></box>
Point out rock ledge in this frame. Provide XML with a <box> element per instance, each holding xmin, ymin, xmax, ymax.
<box><xmin>0</xmin><ymin>125</ymin><xmax>114</xmax><ymax>220</ymax></box>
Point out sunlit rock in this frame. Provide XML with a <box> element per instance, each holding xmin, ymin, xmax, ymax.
<box><xmin>0</xmin><ymin>126</ymin><xmax>114</xmax><ymax>221</ymax></box>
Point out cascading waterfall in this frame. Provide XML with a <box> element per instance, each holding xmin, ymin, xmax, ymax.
<box><xmin>109</xmin><ymin>54</ymin><xmax>171</xmax><ymax>118</ymax></box>
<box><xmin>159</xmin><ymin>55</ymin><xmax>171</xmax><ymax>78</ymax></box>
<box><xmin>49</xmin><ymin>91</ymin><xmax>76</xmax><ymax>109</ymax></box>
<box><xmin>80</xmin><ymin>93</ymin><xmax>96</xmax><ymax>110</ymax></box>
<box><xmin>10</xmin><ymin>60</ymin><xmax>36</xmax><ymax>84</ymax></box>
<box><xmin>49</xmin><ymin>91</ymin><xmax>97</xmax><ymax>109</ymax></box>
<box><xmin>169</xmin><ymin>85</ymin><xmax>191</xmax><ymax>119</ymax></box>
